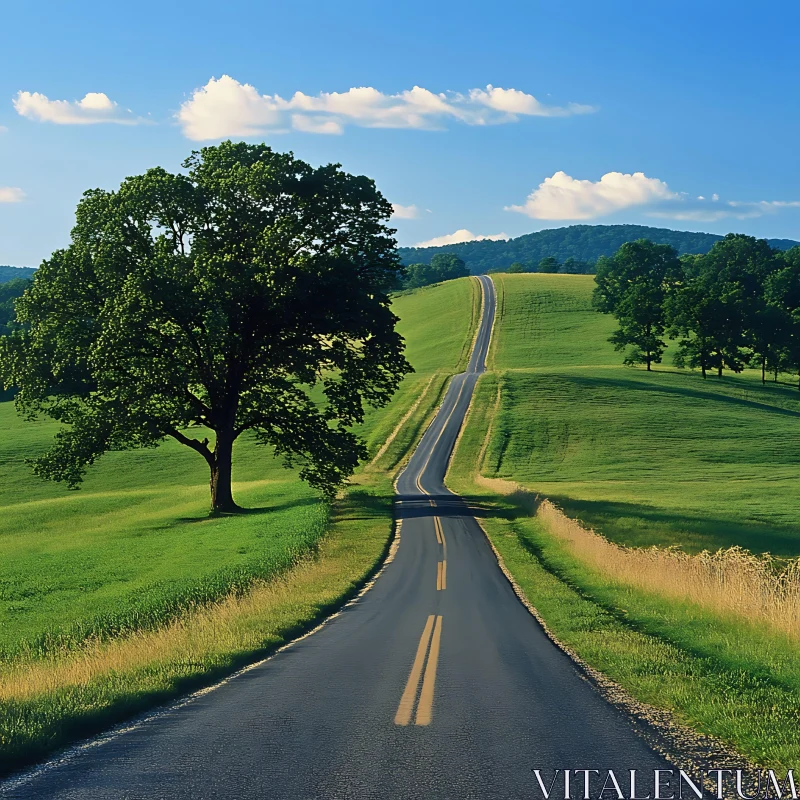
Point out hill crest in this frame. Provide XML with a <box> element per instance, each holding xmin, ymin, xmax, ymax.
<box><xmin>397</xmin><ymin>224</ymin><xmax>800</xmax><ymax>273</ymax></box>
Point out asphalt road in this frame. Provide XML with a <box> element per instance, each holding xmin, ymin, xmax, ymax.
<box><xmin>3</xmin><ymin>275</ymin><xmax>670</xmax><ymax>799</ymax></box>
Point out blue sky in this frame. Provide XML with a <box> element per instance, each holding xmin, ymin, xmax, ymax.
<box><xmin>1</xmin><ymin>0</ymin><xmax>799</xmax><ymax>265</ymax></box>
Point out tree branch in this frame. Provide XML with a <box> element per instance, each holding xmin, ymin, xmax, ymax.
<box><xmin>164</xmin><ymin>426</ymin><xmax>215</xmax><ymax>468</ymax></box>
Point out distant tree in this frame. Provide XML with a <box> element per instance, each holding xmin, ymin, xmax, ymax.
<box><xmin>404</xmin><ymin>263</ymin><xmax>432</xmax><ymax>289</ymax></box>
<box><xmin>0</xmin><ymin>141</ymin><xmax>411</xmax><ymax>514</ymax></box>
<box><xmin>403</xmin><ymin>253</ymin><xmax>468</xmax><ymax>289</ymax></box>
<box><xmin>0</xmin><ymin>278</ymin><xmax>30</xmax><ymax>401</ymax></box>
<box><xmin>561</xmin><ymin>257</ymin><xmax>593</xmax><ymax>274</ymax></box>
<box><xmin>0</xmin><ymin>278</ymin><xmax>30</xmax><ymax>336</ymax></box>
<box><xmin>507</xmin><ymin>262</ymin><xmax>527</xmax><ymax>273</ymax></box>
<box><xmin>594</xmin><ymin>239</ymin><xmax>682</xmax><ymax>370</ymax></box>
<box><xmin>429</xmin><ymin>253</ymin><xmax>468</xmax><ymax>282</ymax></box>
<box><xmin>666</xmin><ymin>265</ymin><xmax>726</xmax><ymax>378</ymax></box>
<box><xmin>765</xmin><ymin>246</ymin><xmax>800</xmax><ymax>387</ymax></box>
<box><xmin>668</xmin><ymin>236</ymin><xmax>780</xmax><ymax>378</ymax></box>
<box><xmin>701</xmin><ymin>234</ymin><xmax>779</xmax><ymax>376</ymax></box>
<box><xmin>537</xmin><ymin>256</ymin><xmax>560</xmax><ymax>273</ymax></box>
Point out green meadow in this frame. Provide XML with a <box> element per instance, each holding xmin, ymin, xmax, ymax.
<box><xmin>0</xmin><ymin>276</ymin><xmax>478</xmax><ymax>662</ymax></box>
<box><xmin>449</xmin><ymin>272</ymin><xmax>800</xmax><ymax>768</ymax></box>
<box><xmin>486</xmin><ymin>272</ymin><xmax>800</xmax><ymax>555</ymax></box>
<box><xmin>0</xmin><ymin>276</ymin><xmax>479</xmax><ymax>772</ymax></box>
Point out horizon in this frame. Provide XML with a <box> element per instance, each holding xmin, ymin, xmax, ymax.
<box><xmin>3</xmin><ymin>221</ymin><xmax>800</xmax><ymax>270</ymax></box>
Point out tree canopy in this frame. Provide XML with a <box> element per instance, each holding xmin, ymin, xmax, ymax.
<box><xmin>0</xmin><ymin>141</ymin><xmax>411</xmax><ymax>513</ymax></box>
<box><xmin>596</xmin><ymin>234</ymin><xmax>800</xmax><ymax>385</ymax></box>
<box><xmin>403</xmin><ymin>253</ymin><xmax>468</xmax><ymax>289</ymax></box>
<box><xmin>594</xmin><ymin>240</ymin><xmax>682</xmax><ymax>370</ymax></box>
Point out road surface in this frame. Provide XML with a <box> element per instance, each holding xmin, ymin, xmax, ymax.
<box><xmin>3</xmin><ymin>275</ymin><xmax>670</xmax><ymax>799</ymax></box>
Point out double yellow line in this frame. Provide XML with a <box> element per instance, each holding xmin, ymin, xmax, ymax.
<box><xmin>394</xmin><ymin>341</ymin><xmax>475</xmax><ymax>728</ymax></box>
<box><xmin>394</xmin><ymin>615</ymin><xmax>444</xmax><ymax>726</ymax></box>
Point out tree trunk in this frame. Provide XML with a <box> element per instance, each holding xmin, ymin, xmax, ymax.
<box><xmin>718</xmin><ymin>363</ymin><xmax>723</xmax><ymax>377</ymax></box>
<box><xmin>646</xmin><ymin>351</ymin><xmax>651</xmax><ymax>371</ymax></box>
<box><xmin>210</xmin><ymin>429</ymin><xmax>240</xmax><ymax>514</ymax></box>
<box><xmin>762</xmin><ymin>356</ymin><xmax>766</xmax><ymax>385</ymax></box>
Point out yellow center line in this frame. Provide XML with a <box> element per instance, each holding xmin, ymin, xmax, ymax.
<box><xmin>434</xmin><ymin>516</ymin><xmax>443</xmax><ymax>545</ymax></box>
<box><xmin>394</xmin><ymin>616</ymin><xmax>435</xmax><ymax>726</ymax></box>
<box><xmin>415</xmin><ymin>615</ymin><xmax>443</xmax><ymax>726</ymax></box>
<box><xmin>414</xmin><ymin>376</ymin><xmax>469</xmax><ymax>499</ymax></box>
<box><xmin>441</xmin><ymin>560</ymin><xmax>446</xmax><ymax>590</ymax></box>
<box><xmin>436</xmin><ymin>561</ymin><xmax>442</xmax><ymax>590</ymax></box>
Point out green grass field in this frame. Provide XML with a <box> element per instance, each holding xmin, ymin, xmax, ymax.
<box><xmin>0</xmin><ymin>277</ymin><xmax>478</xmax><ymax>662</ymax></box>
<box><xmin>0</xmin><ymin>276</ymin><xmax>479</xmax><ymax>773</ymax></box>
<box><xmin>449</xmin><ymin>272</ymin><xmax>800</xmax><ymax>768</ymax></box>
<box><xmin>486</xmin><ymin>272</ymin><xmax>800</xmax><ymax>555</ymax></box>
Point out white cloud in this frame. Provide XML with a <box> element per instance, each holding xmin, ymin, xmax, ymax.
<box><xmin>0</xmin><ymin>187</ymin><xmax>25</xmax><ymax>203</ymax></box>
<box><xmin>0</xmin><ymin>126</ymin><xmax>7</xmax><ymax>134</ymax></box>
<box><xmin>507</xmin><ymin>170</ymin><xmax>677</xmax><ymax>220</ymax></box>
<box><xmin>507</xmin><ymin>170</ymin><xmax>800</xmax><ymax>223</ymax></box>
<box><xmin>652</xmin><ymin>199</ymin><xmax>800</xmax><ymax>223</ymax></box>
<box><xmin>177</xmin><ymin>76</ymin><xmax>595</xmax><ymax>140</ymax></box>
<box><xmin>469</xmin><ymin>85</ymin><xmax>595</xmax><ymax>118</ymax></box>
<box><xmin>414</xmin><ymin>229</ymin><xmax>508</xmax><ymax>248</ymax></box>
<box><xmin>391</xmin><ymin>203</ymin><xmax>421</xmax><ymax>220</ymax></box>
<box><xmin>14</xmin><ymin>91</ymin><xmax>143</xmax><ymax>125</ymax></box>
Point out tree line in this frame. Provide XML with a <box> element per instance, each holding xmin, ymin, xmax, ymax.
<box><xmin>398</xmin><ymin>224</ymin><xmax>799</xmax><ymax>275</ymax></box>
<box><xmin>402</xmin><ymin>253</ymin><xmax>594</xmax><ymax>288</ymax></box>
<box><xmin>594</xmin><ymin>235</ymin><xmax>800</xmax><ymax>384</ymax></box>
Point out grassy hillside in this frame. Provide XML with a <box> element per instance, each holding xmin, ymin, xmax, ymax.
<box><xmin>449</xmin><ymin>273</ymin><xmax>800</xmax><ymax>768</ymax></box>
<box><xmin>0</xmin><ymin>277</ymin><xmax>478</xmax><ymax>773</ymax></box>
<box><xmin>0</xmin><ymin>277</ymin><xmax>477</xmax><ymax>659</ymax></box>
<box><xmin>485</xmin><ymin>273</ymin><xmax>800</xmax><ymax>555</ymax></box>
<box><xmin>398</xmin><ymin>224</ymin><xmax>800</xmax><ymax>274</ymax></box>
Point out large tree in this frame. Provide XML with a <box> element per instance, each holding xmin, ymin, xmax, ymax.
<box><xmin>0</xmin><ymin>141</ymin><xmax>411</xmax><ymax>513</ymax></box>
<box><xmin>593</xmin><ymin>239</ymin><xmax>682</xmax><ymax>370</ymax></box>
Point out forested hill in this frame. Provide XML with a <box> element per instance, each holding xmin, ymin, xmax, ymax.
<box><xmin>397</xmin><ymin>225</ymin><xmax>800</xmax><ymax>273</ymax></box>
<box><xmin>0</xmin><ymin>266</ymin><xmax>36</xmax><ymax>284</ymax></box>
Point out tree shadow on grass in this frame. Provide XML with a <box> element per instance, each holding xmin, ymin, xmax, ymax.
<box><xmin>398</xmin><ymin>485</ymin><xmax>800</xmax><ymax>558</ymax></box>
<box><xmin>545</xmin><ymin>494</ymin><xmax>800</xmax><ymax>557</ymax></box>
<box><xmin>171</xmin><ymin>496</ymin><xmax>323</xmax><ymax>526</ymax></box>
<box><xmin>566</xmin><ymin>374</ymin><xmax>800</xmax><ymax>419</ymax></box>
<box><xmin>333</xmin><ymin>489</ymin><xmax>390</xmax><ymax>523</ymax></box>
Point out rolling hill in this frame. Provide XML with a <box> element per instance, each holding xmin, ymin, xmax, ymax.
<box><xmin>0</xmin><ymin>266</ymin><xmax>36</xmax><ymax>284</ymax></box>
<box><xmin>398</xmin><ymin>224</ymin><xmax>800</xmax><ymax>273</ymax></box>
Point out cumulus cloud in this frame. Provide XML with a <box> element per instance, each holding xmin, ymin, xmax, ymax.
<box><xmin>507</xmin><ymin>170</ymin><xmax>800</xmax><ymax>223</ymax></box>
<box><xmin>177</xmin><ymin>76</ymin><xmax>595</xmax><ymax>140</ymax></box>
<box><xmin>414</xmin><ymin>229</ymin><xmax>508</xmax><ymax>248</ymax></box>
<box><xmin>391</xmin><ymin>203</ymin><xmax>421</xmax><ymax>220</ymax></box>
<box><xmin>14</xmin><ymin>90</ymin><xmax>143</xmax><ymax>125</ymax></box>
<box><xmin>0</xmin><ymin>187</ymin><xmax>25</xmax><ymax>203</ymax></box>
<box><xmin>507</xmin><ymin>170</ymin><xmax>677</xmax><ymax>220</ymax></box>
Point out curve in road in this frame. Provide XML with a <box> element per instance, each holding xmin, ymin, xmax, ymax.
<box><xmin>3</xmin><ymin>275</ymin><xmax>670</xmax><ymax>799</ymax></box>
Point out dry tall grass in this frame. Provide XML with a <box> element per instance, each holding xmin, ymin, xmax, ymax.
<box><xmin>477</xmin><ymin>476</ymin><xmax>800</xmax><ymax>640</ymax></box>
